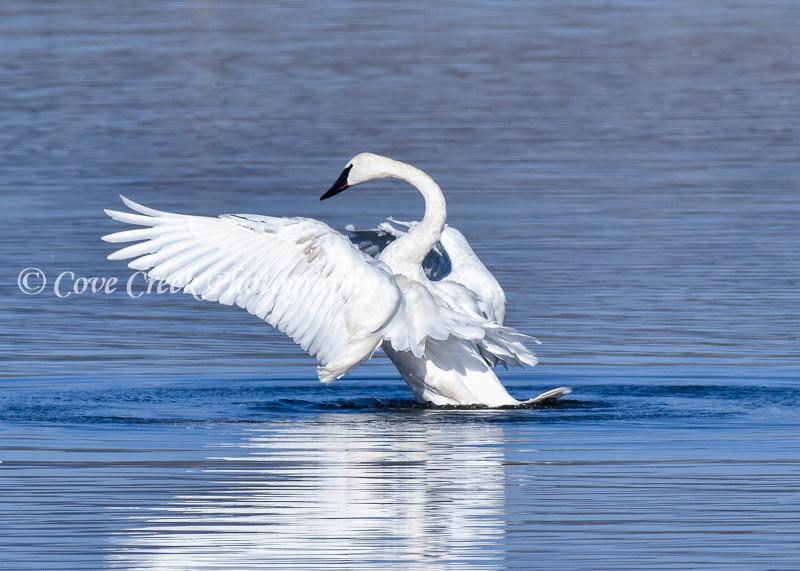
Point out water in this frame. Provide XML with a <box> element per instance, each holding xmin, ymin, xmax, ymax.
<box><xmin>1</xmin><ymin>1</ymin><xmax>799</xmax><ymax>568</ymax></box>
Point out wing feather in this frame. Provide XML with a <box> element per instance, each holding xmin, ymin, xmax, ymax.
<box><xmin>347</xmin><ymin>220</ymin><xmax>507</xmax><ymax>323</ymax></box>
<box><xmin>347</xmin><ymin>219</ymin><xmax>536</xmax><ymax>367</ymax></box>
<box><xmin>436</xmin><ymin>227</ymin><xmax>507</xmax><ymax>324</ymax></box>
<box><xmin>103</xmin><ymin>196</ymin><xmax>402</xmax><ymax>381</ymax></box>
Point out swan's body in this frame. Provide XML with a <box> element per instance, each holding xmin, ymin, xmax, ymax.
<box><xmin>102</xmin><ymin>153</ymin><xmax>570</xmax><ymax>406</ymax></box>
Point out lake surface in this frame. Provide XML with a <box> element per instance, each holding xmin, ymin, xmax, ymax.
<box><xmin>1</xmin><ymin>1</ymin><xmax>799</xmax><ymax>569</ymax></box>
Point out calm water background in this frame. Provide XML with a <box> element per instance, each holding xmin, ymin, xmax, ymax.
<box><xmin>1</xmin><ymin>1</ymin><xmax>799</xmax><ymax>569</ymax></box>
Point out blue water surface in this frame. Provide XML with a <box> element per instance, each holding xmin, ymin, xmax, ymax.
<box><xmin>1</xmin><ymin>1</ymin><xmax>799</xmax><ymax>569</ymax></box>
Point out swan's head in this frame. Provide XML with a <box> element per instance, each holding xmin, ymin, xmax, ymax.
<box><xmin>320</xmin><ymin>153</ymin><xmax>392</xmax><ymax>201</ymax></box>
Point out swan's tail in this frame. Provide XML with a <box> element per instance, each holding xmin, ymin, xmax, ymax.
<box><xmin>522</xmin><ymin>386</ymin><xmax>572</xmax><ymax>405</ymax></box>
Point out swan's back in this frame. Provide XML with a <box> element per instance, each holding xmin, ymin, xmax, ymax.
<box><xmin>346</xmin><ymin>219</ymin><xmax>506</xmax><ymax>323</ymax></box>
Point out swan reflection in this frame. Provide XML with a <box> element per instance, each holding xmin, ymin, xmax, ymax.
<box><xmin>110</xmin><ymin>414</ymin><xmax>508</xmax><ymax>569</ymax></box>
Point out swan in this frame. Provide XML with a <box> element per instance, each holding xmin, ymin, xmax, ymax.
<box><xmin>102</xmin><ymin>153</ymin><xmax>571</xmax><ymax>407</ymax></box>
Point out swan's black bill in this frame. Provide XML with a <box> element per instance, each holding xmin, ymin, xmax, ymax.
<box><xmin>320</xmin><ymin>165</ymin><xmax>353</xmax><ymax>201</ymax></box>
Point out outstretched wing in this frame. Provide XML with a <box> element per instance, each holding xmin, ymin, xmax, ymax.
<box><xmin>346</xmin><ymin>219</ymin><xmax>533</xmax><ymax>368</ymax></box>
<box><xmin>103</xmin><ymin>196</ymin><xmax>401</xmax><ymax>381</ymax></box>
<box><xmin>437</xmin><ymin>225</ymin><xmax>506</xmax><ymax>324</ymax></box>
<box><xmin>346</xmin><ymin>219</ymin><xmax>507</xmax><ymax>323</ymax></box>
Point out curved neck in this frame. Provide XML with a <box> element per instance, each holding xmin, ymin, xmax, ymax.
<box><xmin>381</xmin><ymin>160</ymin><xmax>447</xmax><ymax>266</ymax></box>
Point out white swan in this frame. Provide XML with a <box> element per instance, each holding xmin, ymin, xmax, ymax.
<box><xmin>102</xmin><ymin>153</ymin><xmax>571</xmax><ymax>406</ymax></box>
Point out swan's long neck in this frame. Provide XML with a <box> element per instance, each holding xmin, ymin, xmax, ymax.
<box><xmin>380</xmin><ymin>160</ymin><xmax>446</xmax><ymax>268</ymax></box>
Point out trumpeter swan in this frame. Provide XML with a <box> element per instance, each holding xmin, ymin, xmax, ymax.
<box><xmin>102</xmin><ymin>153</ymin><xmax>571</xmax><ymax>406</ymax></box>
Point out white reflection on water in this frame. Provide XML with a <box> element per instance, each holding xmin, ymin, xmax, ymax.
<box><xmin>109</xmin><ymin>414</ymin><xmax>509</xmax><ymax>569</ymax></box>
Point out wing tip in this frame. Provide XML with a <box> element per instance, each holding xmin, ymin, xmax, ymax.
<box><xmin>119</xmin><ymin>195</ymin><xmax>168</xmax><ymax>216</ymax></box>
<box><xmin>104</xmin><ymin>208</ymin><xmax>123</xmax><ymax>221</ymax></box>
<box><xmin>317</xmin><ymin>367</ymin><xmax>341</xmax><ymax>384</ymax></box>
